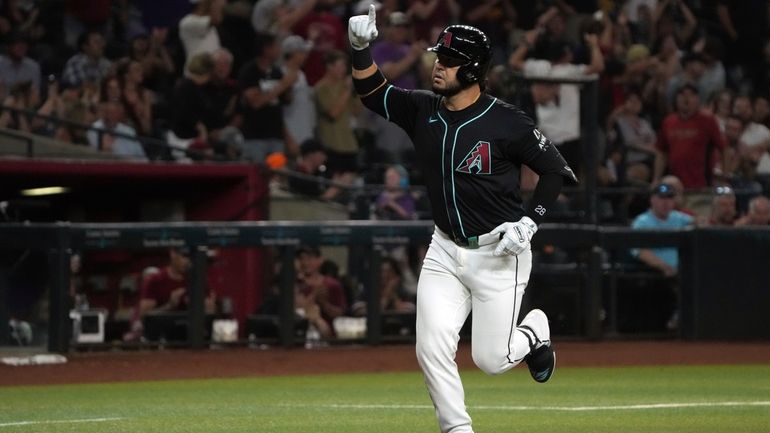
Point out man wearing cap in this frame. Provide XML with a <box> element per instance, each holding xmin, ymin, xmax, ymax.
<box><xmin>631</xmin><ymin>182</ymin><xmax>694</xmax><ymax>277</ymax></box>
<box><xmin>349</xmin><ymin>6</ymin><xmax>576</xmax><ymax>433</ymax></box>
<box><xmin>125</xmin><ymin>247</ymin><xmax>217</xmax><ymax>341</ymax></box>
<box><xmin>656</xmin><ymin>83</ymin><xmax>727</xmax><ymax>190</ymax></box>
<box><xmin>282</xmin><ymin>35</ymin><xmax>316</xmax><ymax>146</ymax></box>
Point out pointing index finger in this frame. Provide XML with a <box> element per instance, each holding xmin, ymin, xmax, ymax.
<box><xmin>368</xmin><ymin>3</ymin><xmax>376</xmax><ymax>23</ymax></box>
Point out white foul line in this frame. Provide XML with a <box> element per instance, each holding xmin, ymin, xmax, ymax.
<box><xmin>309</xmin><ymin>401</ymin><xmax>770</xmax><ymax>412</ymax></box>
<box><xmin>0</xmin><ymin>417</ymin><xmax>123</xmax><ymax>428</ymax></box>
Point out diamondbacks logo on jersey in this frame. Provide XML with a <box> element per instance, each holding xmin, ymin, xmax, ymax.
<box><xmin>442</xmin><ymin>32</ymin><xmax>453</xmax><ymax>48</ymax></box>
<box><xmin>456</xmin><ymin>141</ymin><xmax>491</xmax><ymax>175</ymax></box>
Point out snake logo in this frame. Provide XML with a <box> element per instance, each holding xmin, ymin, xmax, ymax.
<box><xmin>456</xmin><ymin>141</ymin><xmax>492</xmax><ymax>175</ymax></box>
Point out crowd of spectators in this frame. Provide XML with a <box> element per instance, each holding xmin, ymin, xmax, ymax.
<box><xmin>0</xmin><ymin>2</ymin><xmax>766</xmax><ymax>208</ymax></box>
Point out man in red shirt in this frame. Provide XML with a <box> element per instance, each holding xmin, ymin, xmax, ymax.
<box><xmin>656</xmin><ymin>83</ymin><xmax>727</xmax><ymax>189</ymax></box>
<box><xmin>124</xmin><ymin>247</ymin><xmax>216</xmax><ymax>341</ymax></box>
<box><xmin>294</xmin><ymin>245</ymin><xmax>347</xmax><ymax>339</ymax></box>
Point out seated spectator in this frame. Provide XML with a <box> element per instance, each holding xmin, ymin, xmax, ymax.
<box><xmin>706</xmin><ymin>186</ymin><xmax>737</xmax><ymax>226</ymax></box>
<box><xmin>289</xmin><ymin>139</ymin><xmax>327</xmax><ymax>195</ymax></box>
<box><xmin>87</xmin><ymin>100</ymin><xmax>147</xmax><ymax>160</ymax></box>
<box><xmin>735</xmin><ymin>195</ymin><xmax>770</xmax><ymax>226</ymax></box>
<box><xmin>0</xmin><ymin>32</ymin><xmax>40</xmax><ymax>100</ymax></box>
<box><xmin>631</xmin><ymin>180</ymin><xmax>691</xmax><ymax>325</ymax></box>
<box><xmin>351</xmin><ymin>256</ymin><xmax>416</xmax><ymax>316</ymax></box>
<box><xmin>373</xmin><ymin>165</ymin><xmax>417</xmax><ymax>220</ymax></box>
<box><xmin>0</xmin><ymin>80</ymin><xmax>37</xmax><ymax>132</ymax></box>
<box><xmin>62</xmin><ymin>30</ymin><xmax>112</xmax><ymax>90</ymax></box>
<box><xmin>124</xmin><ymin>247</ymin><xmax>217</xmax><ymax>341</ymax></box>
<box><xmin>631</xmin><ymin>182</ymin><xmax>695</xmax><ymax>277</ymax></box>
<box><xmin>606</xmin><ymin>90</ymin><xmax>662</xmax><ymax>185</ymax></box>
<box><xmin>35</xmin><ymin>77</ymin><xmax>94</xmax><ymax>144</ymax></box>
<box><xmin>116</xmin><ymin>59</ymin><xmax>154</xmax><ymax>136</ymax></box>
<box><xmin>665</xmin><ymin>52</ymin><xmax>708</xmax><ymax>108</ymax></box>
<box><xmin>660</xmin><ymin>174</ymin><xmax>696</xmax><ymax>216</ymax></box>
<box><xmin>294</xmin><ymin>245</ymin><xmax>347</xmax><ymax>339</ymax></box>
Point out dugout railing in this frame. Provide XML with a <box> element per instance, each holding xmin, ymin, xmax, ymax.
<box><xmin>7</xmin><ymin>221</ymin><xmax>761</xmax><ymax>353</ymax></box>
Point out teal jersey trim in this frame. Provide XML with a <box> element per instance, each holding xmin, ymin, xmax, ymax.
<box><xmin>437</xmin><ymin>113</ymin><xmax>452</xmax><ymax>234</ymax></box>
<box><xmin>450</xmin><ymin>98</ymin><xmax>497</xmax><ymax>238</ymax></box>
<box><xmin>383</xmin><ymin>85</ymin><xmax>394</xmax><ymax>121</ymax></box>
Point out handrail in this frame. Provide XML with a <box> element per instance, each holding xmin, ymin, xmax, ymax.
<box><xmin>0</xmin><ymin>127</ymin><xmax>34</xmax><ymax>157</ymax></box>
<box><xmin>0</xmin><ymin>104</ymin><xmax>233</xmax><ymax>162</ymax></box>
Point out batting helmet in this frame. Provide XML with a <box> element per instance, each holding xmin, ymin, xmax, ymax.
<box><xmin>428</xmin><ymin>25</ymin><xmax>491</xmax><ymax>87</ymax></box>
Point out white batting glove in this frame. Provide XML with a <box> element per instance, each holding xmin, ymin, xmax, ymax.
<box><xmin>491</xmin><ymin>216</ymin><xmax>538</xmax><ymax>257</ymax></box>
<box><xmin>348</xmin><ymin>4</ymin><xmax>379</xmax><ymax>50</ymax></box>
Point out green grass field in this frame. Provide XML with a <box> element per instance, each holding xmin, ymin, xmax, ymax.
<box><xmin>1</xmin><ymin>365</ymin><xmax>769</xmax><ymax>432</ymax></box>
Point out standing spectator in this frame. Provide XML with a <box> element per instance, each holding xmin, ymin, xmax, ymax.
<box><xmin>510</xmin><ymin>28</ymin><xmax>605</xmax><ymax>178</ymax></box>
<box><xmin>61</xmin><ymin>30</ymin><xmax>112</xmax><ymax>89</ymax></box>
<box><xmin>281</xmin><ymin>35</ymin><xmax>316</xmax><ymax>147</ymax></box>
<box><xmin>62</xmin><ymin>0</ymin><xmax>111</xmax><ymax>49</ymax></box>
<box><xmin>706</xmin><ymin>88</ymin><xmax>733</xmax><ymax>132</ymax></box>
<box><xmin>695</xmin><ymin>37</ymin><xmax>726</xmax><ymax>103</ymax></box>
<box><xmin>291</xmin><ymin>0</ymin><xmax>346</xmax><ymax>85</ymax></box>
<box><xmin>735</xmin><ymin>195</ymin><xmax>770</xmax><ymax>226</ymax></box>
<box><xmin>733</xmin><ymin>96</ymin><xmax>770</xmax><ymax>184</ymax></box>
<box><xmin>167</xmin><ymin>52</ymin><xmax>216</xmax><ymax>161</ymax></box>
<box><xmin>314</xmin><ymin>50</ymin><xmax>359</xmax><ymax>176</ymax></box>
<box><xmin>367</xmin><ymin>11</ymin><xmax>427</xmax><ymax>163</ymax></box>
<box><xmin>237</xmin><ymin>32</ymin><xmax>298</xmax><ymax>162</ymax></box>
<box><xmin>407</xmin><ymin>0</ymin><xmax>460</xmax><ymax>44</ymax></box>
<box><xmin>666</xmin><ymin>52</ymin><xmax>708</xmax><ymax>108</ymax></box>
<box><xmin>372</xmin><ymin>12</ymin><xmax>426</xmax><ymax>90</ymax></box>
<box><xmin>459</xmin><ymin>0</ymin><xmax>517</xmax><ymax>65</ymax></box>
<box><xmin>753</xmin><ymin>95</ymin><xmax>770</xmax><ymax>129</ymax></box>
<box><xmin>126</xmin><ymin>28</ymin><xmax>175</xmax><ymax>94</ymax></box>
<box><xmin>206</xmin><ymin>48</ymin><xmax>239</xmax><ymax>159</ymax></box>
<box><xmin>0</xmin><ymin>32</ymin><xmax>40</xmax><ymax>100</ymax></box>
<box><xmin>655</xmin><ymin>83</ymin><xmax>727</xmax><ymax>189</ymax></box>
<box><xmin>87</xmin><ymin>100</ymin><xmax>146</xmax><ymax>160</ymax></box>
<box><xmin>251</xmin><ymin>0</ymin><xmax>317</xmax><ymax>38</ymax></box>
<box><xmin>179</xmin><ymin>0</ymin><xmax>224</xmax><ymax>64</ymax></box>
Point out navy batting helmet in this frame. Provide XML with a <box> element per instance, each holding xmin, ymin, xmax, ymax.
<box><xmin>428</xmin><ymin>25</ymin><xmax>491</xmax><ymax>87</ymax></box>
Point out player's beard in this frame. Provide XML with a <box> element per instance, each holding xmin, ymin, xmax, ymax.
<box><xmin>432</xmin><ymin>78</ymin><xmax>464</xmax><ymax>97</ymax></box>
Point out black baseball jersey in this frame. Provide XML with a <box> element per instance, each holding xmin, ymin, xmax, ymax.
<box><xmin>360</xmin><ymin>83</ymin><xmax>577</xmax><ymax>241</ymax></box>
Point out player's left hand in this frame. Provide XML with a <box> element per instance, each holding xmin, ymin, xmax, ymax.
<box><xmin>491</xmin><ymin>216</ymin><xmax>538</xmax><ymax>257</ymax></box>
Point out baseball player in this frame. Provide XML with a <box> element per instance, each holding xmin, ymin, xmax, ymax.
<box><xmin>349</xmin><ymin>6</ymin><xmax>577</xmax><ymax>433</ymax></box>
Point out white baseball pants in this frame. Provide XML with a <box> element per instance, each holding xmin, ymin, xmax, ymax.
<box><xmin>416</xmin><ymin>227</ymin><xmax>533</xmax><ymax>433</ymax></box>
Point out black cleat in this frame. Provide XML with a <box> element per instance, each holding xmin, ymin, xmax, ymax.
<box><xmin>525</xmin><ymin>344</ymin><xmax>555</xmax><ymax>383</ymax></box>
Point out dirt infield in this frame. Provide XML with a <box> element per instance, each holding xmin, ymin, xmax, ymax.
<box><xmin>2</xmin><ymin>341</ymin><xmax>770</xmax><ymax>387</ymax></box>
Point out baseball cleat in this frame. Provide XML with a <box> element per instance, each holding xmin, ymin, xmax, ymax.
<box><xmin>519</xmin><ymin>309</ymin><xmax>555</xmax><ymax>383</ymax></box>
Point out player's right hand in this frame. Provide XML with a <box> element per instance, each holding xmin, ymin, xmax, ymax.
<box><xmin>348</xmin><ymin>4</ymin><xmax>378</xmax><ymax>50</ymax></box>
<box><xmin>491</xmin><ymin>216</ymin><xmax>538</xmax><ymax>257</ymax></box>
